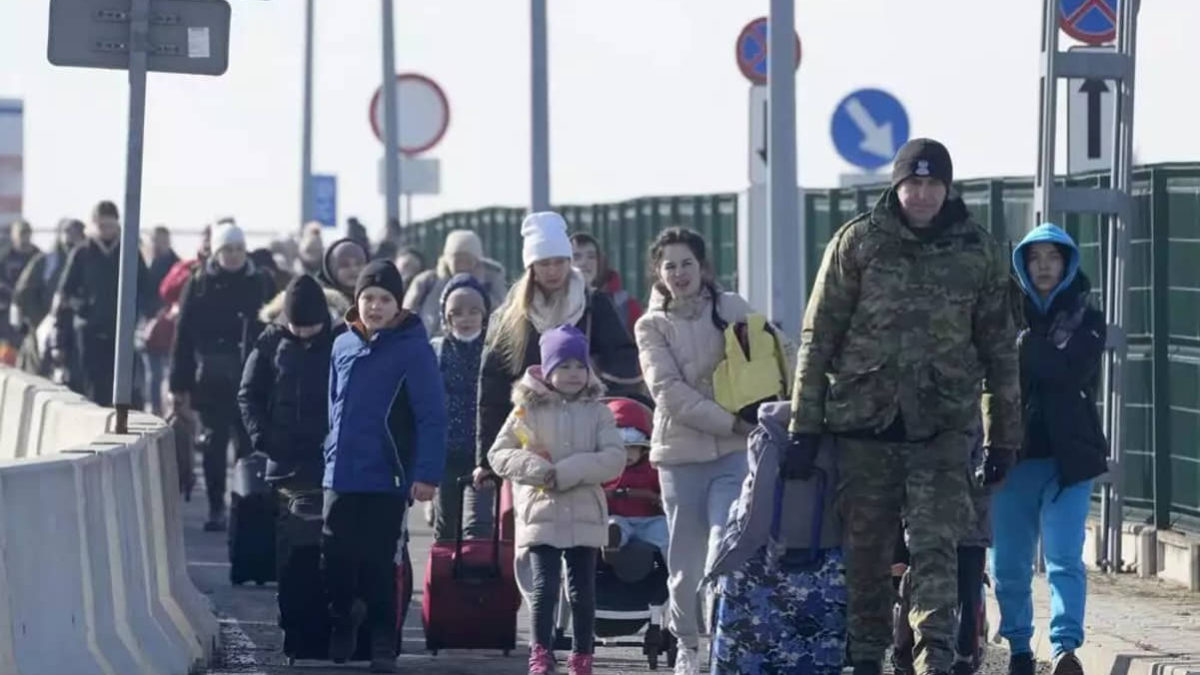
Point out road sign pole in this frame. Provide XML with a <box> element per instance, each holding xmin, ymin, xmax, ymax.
<box><xmin>767</xmin><ymin>0</ymin><xmax>802</xmax><ymax>337</ymax></box>
<box><xmin>112</xmin><ymin>0</ymin><xmax>151</xmax><ymax>433</ymax></box>
<box><xmin>381</xmin><ymin>0</ymin><xmax>401</xmax><ymax>226</ymax></box>
<box><xmin>300</xmin><ymin>0</ymin><xmax>314</xmax><ymax>228</ymax></box>
<box><xmin>530</xmin><ymin>0</ymin><xmax>550</xmax><ymax>213</ymax></box>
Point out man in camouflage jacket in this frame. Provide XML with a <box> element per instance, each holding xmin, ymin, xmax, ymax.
<box><xmin>786</xmin><ymin>139</ymin><xmax>1021</xmax><ymax>675</ymax></box>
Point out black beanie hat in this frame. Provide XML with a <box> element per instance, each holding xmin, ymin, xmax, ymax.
<box><xmin>891</xmin><ymin>138</ymin><xmax>953</xmax><ymax>189</ymax></box>
<box><xmin>284</xmin><ymin>274</ymin><xmax>329</xmax><ymax>326</ymax></box>
<box><xmin>354</xmin><ymin>260</ymin><xmax>405</xmax><ymax>304</ymax></box>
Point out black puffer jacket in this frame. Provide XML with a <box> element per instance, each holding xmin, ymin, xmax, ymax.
<box><xmin>169</xmin><ymin>261</ymin><xmax>272</xmax><ymax>407</ymax></box>
<box><xmin>475</xmin><ymin>288</ymin><xmax>642</xmax><ymax>471</ymax></box>
<box><xmin>238</xmin><ymin>322</ymin><xmax>333</xmax><ymax>486</ymax></box>
<box><xmin>1018</xmin><ymin>273</ymin><xmax>1109</xmax><ymax>487</ymax></box>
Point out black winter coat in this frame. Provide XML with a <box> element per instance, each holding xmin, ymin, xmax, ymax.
<box><xmin>55</xmin><ymin>238</ymin><xmax>152</xmax><ymax>345</ymax></box>
<box><xmin>169</xmin><ymin>262</ymin><xmax>272</xmax><ymax>406</ymax></box>
<box><xmin>475</xmin><ymin>289</ymin><xmax>641</xmax><ymax>470</ymax></box>
<box><xmin>1018</xmin><ymin>273</ymin><xmax>1110</xmax><ymax>487</ymax></box>
<box><xmin>238</xmin><ymin>322</ymin><xmax>333</xmax><ymax>486</ymax></box>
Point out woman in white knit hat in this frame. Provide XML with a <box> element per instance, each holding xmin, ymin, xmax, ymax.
<box><xmin>473</xmin><ymin>212</ymin><xmax>641</xmax><ymax>485</ymax></box>
<box><xmin>402</xmin><ymin>229</ymin><xmax>507</xmax><ymax>338</ymax></box>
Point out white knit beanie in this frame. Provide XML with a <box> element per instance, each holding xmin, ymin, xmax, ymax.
<box><xmin>521</xmin><ymin>211</ymin><xmax>572</xmax><ymax>269</ymax></box>
<box><xmin>443</xmin><ymin>229</ymin><xmax>484</xmax><ymax>261</ymax></box>
<box><xmin>212</xmin><ymin>222</ymin><xmax>246</xmax><ymax>252</ymax></box>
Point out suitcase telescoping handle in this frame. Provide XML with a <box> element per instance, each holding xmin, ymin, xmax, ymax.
<box><xmin>453</xmin><ymin>474</ymin><xmax>503</xmax><ymax>580</ymax></box>
<box><xmin>770</xmin><ymin>466</ymin><xmax>827</xmax><ymax>567</ymax></box>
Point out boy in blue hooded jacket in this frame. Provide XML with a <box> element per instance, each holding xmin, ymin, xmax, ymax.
<box><xmin>989</xmin><ymin>224</ymin><xmax>1108</xmax><ymax>675</ymax></box>
<box><xmin>323</xmin><ymin>260</ymin><xmax>447</xmax><ymax>673</ymax></box>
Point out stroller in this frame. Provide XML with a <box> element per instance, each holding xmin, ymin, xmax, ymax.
<box><xmin>550</xmin><ymin>540</ymin><xmax>678</xmax><ymax>671</ymax></box>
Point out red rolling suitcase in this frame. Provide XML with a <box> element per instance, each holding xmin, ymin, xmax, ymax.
<box><xmin>422</xmin><ymin>475</ymin><xmax>521</xmax><ymax>655</ymax></box>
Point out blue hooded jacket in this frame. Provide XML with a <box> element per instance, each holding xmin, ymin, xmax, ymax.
<box><xmin>1012</xmin><ymin>223</ymin><xmax>1080</xmax><ymax>315</ymax></box>
<box><xmin>324</xmin><ymin>308</ymin><xmax>447</xmax><ymax>493</ymax></box>
<box><xmin>1009</xmin><ymin>223</ymin><xmax>1108</xmax><ymax>486</ymax></box>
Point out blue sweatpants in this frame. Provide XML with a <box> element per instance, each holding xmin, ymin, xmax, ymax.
<box><xmin>989</xmin><ymin>458</ymin><xmax>1092</xmax><ymax>658</ymax></box>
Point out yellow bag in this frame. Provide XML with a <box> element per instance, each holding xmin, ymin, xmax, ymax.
<box><xmin>713</xmin><ymin>313</ymin><xmax>791</xmax><ymax>423</ymax></box>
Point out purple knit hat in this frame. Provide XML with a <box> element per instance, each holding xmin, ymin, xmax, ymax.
<box><xmin>540</xmin><ymin>325</ymin><xmax>589</xmax><ymax>377</ymax></box>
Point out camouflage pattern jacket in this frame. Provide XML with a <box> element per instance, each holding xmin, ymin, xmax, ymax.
<box><xmin>789</xmin><ymin>192</ymin><xmax>1021</xmax><ymax>450</ymax></box>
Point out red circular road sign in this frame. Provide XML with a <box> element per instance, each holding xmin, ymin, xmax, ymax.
<box><xmin>1058</xmin><ymin>0</ymin><xmax>1117</xmax><ymax>45</ymax></box>
<box><xmin>735</xmin><ymin>17</ymin><xmax>801</xmax><ymax>85</ymax></box>
<box><xmin>369</xmin><ymin>73</ymin><xmax>450</xmax><ymax>156</ymax></box>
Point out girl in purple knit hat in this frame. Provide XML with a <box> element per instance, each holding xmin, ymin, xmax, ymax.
<box><xmin>488</xmin><ymin>324</ymin><xmax>626</xmax><ymax>675</ymax></box>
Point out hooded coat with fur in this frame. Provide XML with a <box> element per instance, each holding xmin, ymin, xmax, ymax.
<box><xmin>487</xmin><ymin>367</ymin><xmax>625</xmax><ymax>550</ymax></box>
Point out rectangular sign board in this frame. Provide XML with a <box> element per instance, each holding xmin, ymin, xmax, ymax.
<box><xmin>1067</xmin><ymin>45</ymin><xmax>1116</xmax><ymax>175</ymax></box>
<box><xmin>47</xmin><ymin>0</ymin><xmax>231</xmax><ymax>76</ymax></box>
<box><xmin>378</xmin><ymin>156</ymin><xmax>441</xmax><ymax>196</ymax></box>
<box><xmin>0</xmin><ymin>100</ymin><xmax>22</xmax><ymax>224</ymax></box>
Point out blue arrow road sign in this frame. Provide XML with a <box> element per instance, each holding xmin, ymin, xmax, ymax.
<box><xmin>830</xmin><ymin>88</ymin><xmax>910</xmax><ymax>171</ymax></box>
<box><xmin>312</xmin><ymin>174</ymin><xmax>337</xmax><ymax>228</ymax></box>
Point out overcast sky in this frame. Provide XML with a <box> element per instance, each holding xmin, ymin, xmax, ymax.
<box><xmin>1</xmin><ymin>0</ymin><xmax>1195</xmax><ymax>250</ymax></box>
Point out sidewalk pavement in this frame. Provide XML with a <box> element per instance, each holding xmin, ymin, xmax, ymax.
<box><xmin>985</xmin><ymin>571</ymin><xmax>1200</xmax><ymax>675</ymax></box>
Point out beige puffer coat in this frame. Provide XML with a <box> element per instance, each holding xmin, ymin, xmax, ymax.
<box><xmin>488</xmin><ymin>367</ymin><xmax>625</xmax><ymax>550</ymax></box>
<box><xmin>635</xmin><ymin>287</ymin><xmax>757</xmax><ymax>467</ymax></box>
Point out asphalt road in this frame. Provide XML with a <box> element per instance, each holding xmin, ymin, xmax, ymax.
<box><xmin>186</xmin><ymin>482</ymin><xmax>1025</xmax><ymax>675</ymax></box>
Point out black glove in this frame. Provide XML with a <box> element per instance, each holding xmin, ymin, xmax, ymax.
<box><xmin>782</xmin><ymin>432</ymin><xmax>821</xmax><ymax>480</ymax></box>
<box><xmin>982</xmin><ymin>446</ymin><xmax>1017</xmax><ymax>486</ymax></box>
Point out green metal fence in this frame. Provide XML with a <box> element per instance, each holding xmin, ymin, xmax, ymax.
<box><xmin>405</xmin><ymin>162</ymin><xmax>1200</xmax><ymax>530</ymax></box>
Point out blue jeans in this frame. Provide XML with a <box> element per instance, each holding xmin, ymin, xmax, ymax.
<box><xmin>659</xmin><ymin>451</ymin><xmax>748</xmax><ymax>649</ymax></box>
<box><xmin>989</xmin><ymin>458</ymin><xmax>1092</xmax><ymax>658</ymax></box>
<box><xmin>611</xmin><ymin>515</ymin><xmax>669</xmax><ymax>558</ymax></box>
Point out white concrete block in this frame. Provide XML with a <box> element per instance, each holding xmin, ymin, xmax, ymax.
<box><xmin>1156</xmin><ymin>529</ymin><xmax>1200</xmax><ymax>592</ymax></box>
<box><xmin>141</xmin><ymin>428</ymin><xmax>218</xmax><ymax>662</ymax></box>
<box><xmin>0</xmin><ymin>370</ymin><xmax>43</xmax><ymax>459</ymax></box>
<box><xmin>103</xmin><ymin>442</ymin><xmax>193</xmax><ymax>674</ymax></box>
<box><xmin>0</xmin><ymin>455</ymin><xmax>114</xmax><ymax>675</ymax></box>
<box><xmin>27</xmin><ymin>390</ymin><xmax>91</xmax><ymax>456</ymax></box>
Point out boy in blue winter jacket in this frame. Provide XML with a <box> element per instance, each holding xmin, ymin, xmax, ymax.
<box><xmin>323</xmin><ymin>260</ymin><xmax>447</xmax><ymax>673</ymax></box>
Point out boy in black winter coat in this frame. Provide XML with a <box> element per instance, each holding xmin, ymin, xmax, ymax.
<box><xmin>238</xmin><ymin>274</ymin><xmax>333</xmax><ymax>493</ymax></box>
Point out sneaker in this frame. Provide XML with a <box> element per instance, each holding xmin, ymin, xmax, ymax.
<box><xmin>567</xmin><ymin>652</ymin><xmax>594</xmax><ymax>675</ymax></box>
<box><xmin>674</xmin><ymin>646</ymin><xmax>700</xmax><ymax>675</ymax></box>
<box><xmin>1053</xmin><ymin>652</ymin><xmax>1084</xmax><ymax>675</ymax></box>
<box><xmin>528</xmin><ymin>644</ymin><xmax>557</xmax><ymax>675</ymax></box>
<box><xmin>328</xmin><ymin>599</ymin><xmax>366</xmax><ymax>664</ymax></box>
<box><xmin>1009</xmin><ymin>653</ymin><xmax>1036</xmax><ymax>675</ymax></box>
<box><xmin>369</xmin><ymin>628</ymin><xmax>398</xmax><ymax>672</ymax></box>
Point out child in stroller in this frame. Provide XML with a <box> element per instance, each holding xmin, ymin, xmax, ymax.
<box><xmin>555</xmin><ymin>397</ymin><xmax>678</xmax><ymax>670</ymax></box>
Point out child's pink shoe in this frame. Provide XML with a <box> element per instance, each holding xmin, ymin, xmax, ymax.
<box><xmin>528</xmin><ymin>644</ymin><xmax>556</xmax><ymax>675</ymax></box>
<box><xmin>567</xmin><ymin>652</ymin><xmax>594</xmax><ymax>675</ymax></box>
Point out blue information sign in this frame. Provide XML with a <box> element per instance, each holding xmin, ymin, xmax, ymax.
<box><xmin>829</xmin><ymin>89</ymin><xmax>909</xmax><ymax>171</ymax></box>
<box><xmin>312</xmin><ymin>174</ymin><xmax>337</xmax><ymax>228</ymax></box>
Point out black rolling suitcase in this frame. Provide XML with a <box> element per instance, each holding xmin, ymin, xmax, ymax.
<box><xmin>276</xmin><ymin>491</ymin><xmax>413</xmax><ymax>664</ymax></box>
<box><xmin>228</xmin><ymin>452</ymin><xmax>277</xmax><ymax>585</ymax></box>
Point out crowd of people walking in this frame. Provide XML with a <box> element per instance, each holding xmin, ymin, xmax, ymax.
<box><xmin>0</xmin><ymin>137</ymin><xmax>1107</xmax><ymax>675</ymax></box>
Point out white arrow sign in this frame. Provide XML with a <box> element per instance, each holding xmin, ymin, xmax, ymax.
<box><xmin>844</xmin><ymin>97</ymin><xmax>895</xmax><ymax>159</ymax></box>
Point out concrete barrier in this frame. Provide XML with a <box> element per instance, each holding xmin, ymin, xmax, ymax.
<box><xmin>0</xmin><ymin>366</ymin><xmax>217</xmax><ymax>674</ymax></box>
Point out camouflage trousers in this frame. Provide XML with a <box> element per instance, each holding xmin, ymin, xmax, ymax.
<box><xmin>838</xmin><ymin>432</ymin><xmax>973</xmax><ymax>675</ymax></box>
